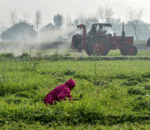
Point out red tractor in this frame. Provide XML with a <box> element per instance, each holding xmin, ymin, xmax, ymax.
<box><xmin>71</xmin><ymin>22</ymin><xmax>137</xmax><ymax>56</ymax></box>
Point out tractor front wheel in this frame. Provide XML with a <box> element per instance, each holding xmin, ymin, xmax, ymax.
<box><xmin>120</xmin><ymin>49</ymin><xmax>126</xmax><ymax>55</ymax></box>
<box><xmin>88</xmin><ymin>37</ymin><xmax>110</xmax><ymax>56</ymax></box>
<box><xmin>125</xmin><ymin>45</ymin><xmax>137</xmax><ymax>55</ymax></box>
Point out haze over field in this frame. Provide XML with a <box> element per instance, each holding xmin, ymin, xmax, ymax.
<box><xmin>0</xmin><ymin>0</ymin><xmax>150</xmax><ymax>55</ymax></box>
<box><xmin>0</xmin><ymin>0</ymin><xmax>149</xmax><ymax>26</ymax></box>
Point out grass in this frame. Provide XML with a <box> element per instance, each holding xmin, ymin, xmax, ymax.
<box><xmin>1</xmin><ymin>49</ymin><xmax>150</xmax><ymax>129</ymax></box>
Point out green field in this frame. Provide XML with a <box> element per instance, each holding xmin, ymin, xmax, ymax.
<box><xmin>1</xmin><ymin>51</ymin><xmax>150</xmax><ymax>129</ymax></box>
<box><xmin>2</xmin><ymin>48</ymin><xmax>150</xmax><ymax>58</ymax></box>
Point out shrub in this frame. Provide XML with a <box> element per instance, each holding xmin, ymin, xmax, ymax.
<box><xmin>63</xmin><ymin>69</ymin><xmax>76</xmax><ymax>75</ymax></box>
<box><xmin>5</xmin><ymin>98</ymin><xmax>22</xmax><ymax>104</ymax></box>
<box><xmin>122</xmin><ymin>77</ymin><xmax>149</xmax><ymax>86</ymax></box>
<box><xmin>143</xmin><ymin>85</ymin><xmax>150</xmax><ymax>90</ymax></box>
<box><xmin>128</xmin><ymin>77</ymin><xmax>149</xmax><ymax>83</ymax></box>
<box><xmin>93</xmin><ymin>80</ymin><xmax>107</xmax><ymax>86</ymax></box>
<box><xmin>20</xmin><ymin>53</ymin><xmax>30</xmax><ymax>58</ymax></box>
<box><xmin>141</xmin><ymin>72</ymin><xmax>150</xmax><ymax>78</ymax></box>
<box><xmin>127</xmin><ymin>88</ymin><xmax>146</xmax><ymax>95</ymax></box>
<box><xmin>15</xmin><ymin>91</ymin><xmax>31</xmax><ymax>98</ymax></box>
<box><xmin>112</xmin><ymin>74</ymin><xmax>130</xmax><ymax>79</ymax></box>
<box><xmin>74</xmin><ymin>73</ymin><xmax>89</xmax><ymax>80</ymax></box>
<box><xmin>132</xmin><ymin>97</ymin><xmax>150</xmax><ymax>110</ymax></box>
<box><xmin>122</xmin><ymin>80</ymin><xmax>139</xmax><ymax>86</ymax></box>
<box><xmin>64</xmin><ymin>53</ymin><xmax>71</xmax><ymax>57</ymax></box>
<box><xmin>49</xmin><ymin>53</ymin><xmax>63</xmax><ymax>60</ymax></box>
<box><xmin>0</xmin><ymin>53</ymin><xmax>15</xmax><ymax>58</ymax></box>
<box><xmin>5</xmin><ymin>53</ymin><xmax>15</xmax><ymax>58</ymax></box>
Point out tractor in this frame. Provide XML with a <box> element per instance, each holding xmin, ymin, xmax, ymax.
<box><xmin>71</xmin><ymin>22</ymin><xmax>137</xmax><ymax>56</ymax></box>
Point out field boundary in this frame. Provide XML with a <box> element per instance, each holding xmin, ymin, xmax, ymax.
<box><xmin>2</xmin><ymin>56</ymin><xmax>150</xmax><ymax>61</ymax></box>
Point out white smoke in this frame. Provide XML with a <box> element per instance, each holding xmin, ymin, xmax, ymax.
<box><xmin>0</xmin><ymin>25</ymin><xmax>79</xmax><ymax>56</ymax></box>
<box><xmin>39</xmin><ymin>25</ymin><xmax>77</xmax><ymax>43</ymax></box>
<box><xmin>106</xmin><ymin>29</ymin><xmax>113</xmax><ymax>35</ymax></box>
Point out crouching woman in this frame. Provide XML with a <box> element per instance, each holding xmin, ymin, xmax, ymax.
<box><xmin>44</xmin><ymin>79</ymin><xmax>77</xmax><ymax>106</ymax></box>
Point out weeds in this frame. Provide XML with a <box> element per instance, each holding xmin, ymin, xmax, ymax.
<box><xmin>0</xmin><ymin>53</ymin><xmax>15</xmax><ymax>58</ymax></box>
<box><xmin>143</xmin><ymin>85</ymin><xmax>150</xmax><ymax>90</ymax></box>
<box><xmin>127</xmin><ymin>88</ymin><xmax>147</xmax><ymax>95</ymax></box>
<box><xmin>122</xmin><ymin>80</ymin><xmax>139</xmax><ymax>86</ymax></box>
<box><xmin>1</xmin><ymin>56</ymin><xmax>150</xmax><ymax>129</ymax></box>
<box><xmin>19</xmin><ymin>53</ymin><xmax>30</xmax><ymax>58</ymax></box>
<box><xmin>49</xmin><ymin>53</ymin><xmax>63</xmax><ymax>61</ymax></box>
<box><xmin>93</xmin><ymin>80</ymin><xmax>107</xmax><ymax>86</ymax></box>
<box><xmin>63</xmin><ymin>69</ymin><xmax>76</xmax><ymax>75</ymax></box>
<box><xmin>128</xmin><ymin>77</ymin><xmax>149</xmax><ymax>83</ymax></box>
<box><xmin>141</xmin><ymin>72</ymin><xmax>150</xmax><ymax>78</ymax></box>
<box><xmin>122</xmin><ymin>77</ymin><xmax>148</xmax><ymax>86</ymax></box>
<box><xmin>74</xmin><ymin>73</ymin><xmax>89</xmax><ymax>80</ymax></box>
<box><xmin>64</xmin><ymin>53</ymin><xmax>71</xmax><ymax>57</ymax></box>
<box><xmin>132</xmin><ymin>97</ymin><xmax>150</xmax><ymax>110</ymax></box>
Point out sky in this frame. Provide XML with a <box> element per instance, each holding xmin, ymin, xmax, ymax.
<box><xmin>0</xmin><ymin>0</ymin><xmax>150</xmax><ymax>29</ymax></box>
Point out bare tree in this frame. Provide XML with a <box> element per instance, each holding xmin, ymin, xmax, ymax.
<box><xmin>85</xmin><ymin>14</ymin><xmax>98</xmax><ymax>26</ymax></box>
<box><xmin>66</xmin><ymin>15</ymin><xmax>72</xmax><ymax>27</ymax></box>
<box><xmin>23</xmin><ymin>12</ymin><xmax>30</xmax><ymax>22</ymax></box>
<box><xmin>0</xmin><ymin>22</ymin><xmax>6</xmax><ymax>34</ymax></box>
<box><xmin>105</xmin><ymin>6</ymin><xmax>114</xmax><ymax>22</ymax></box>
<box><xmin>77</xmin><ymin>13</ymin><xmax>86</xmax><ymax>24</ymax></box>
<box><xmin>9</xmin><ymin>10</ymin><xmax>17</xmax><ymax>26</ymax></box>
<box><xmin>96</xmin><ymin>6</ymin><xmax>105</xmax><ymax>22</ymax></box>
<box><xmin>127</xmin><ymin>7</ymin><xmax>144</xmax><ymax>41</ymax></box>
<box><xmin>61</xmin><ymin>15</ymin><xmax>65</xmax><ymax>27</ymax></box>
<box><xmin>35</xmin><ymin>10</ymin><xmax>42</xmax><ymax>32</ymax></box>
<box><xmin>96</xmin><ymin>6</ymin><xmax>114</xmax><ymax>22</ymax></box>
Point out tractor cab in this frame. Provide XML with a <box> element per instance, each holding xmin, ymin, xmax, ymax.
<box><xmin>87</xmin><ymin>23</ymin><xmax>112</xmax><ymax>38</ymax></box>
<box><xmin>93</xmin><ymin>23</ymin><xmax>112</xmax><ymax>33</ymax></box>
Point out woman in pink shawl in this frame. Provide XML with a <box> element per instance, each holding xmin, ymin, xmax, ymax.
<box><xmin>44</xmin><ymin>79</ymin><xmax>76</xmax><ymax>106</ymax></box>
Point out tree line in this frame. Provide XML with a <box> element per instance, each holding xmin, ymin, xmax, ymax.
<box><xmin>0</xmin><ymin>6</ymin><xmax>150</xmax><ymax>42</ymax></box>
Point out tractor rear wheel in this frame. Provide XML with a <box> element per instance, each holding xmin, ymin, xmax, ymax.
<box><xmin>125</xmin><ymin>45</ymin><xmax>137</xmax><ymax>55</ymax></box>
<box><xmin>88</xmin><ymin>37</ymin><xmax>110</xmax><ymax>56</ymax></box>
<box><xmin>86</xmin><ymin>49</ymin><xmax>91</xmax><ymax>56</ymax></box>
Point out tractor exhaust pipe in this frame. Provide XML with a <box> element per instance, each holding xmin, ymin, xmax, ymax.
<box><xmin>122</xmin><ymin>22</ymin><xmax>126</xmax><ymax>43</ymax></box>
<box><xmin>122</xmin><ymin>22</ymin><xmax>125</xmax><ymax>39</ymax></box>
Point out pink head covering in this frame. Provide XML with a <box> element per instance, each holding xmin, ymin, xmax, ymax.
<box><xmin>64</xmin><ymin>78</ymin><xmax>76</xmax><ymax>89</ymax></box>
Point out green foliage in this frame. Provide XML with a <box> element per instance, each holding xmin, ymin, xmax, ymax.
<box><xmin>127</xmin><ymin>88</ymin><xmax>147</xmax><ymax>95</ymax></box>
<box><xmin>64</xmin><ymin>69</ymin><xmax>76</xmax><ymax>75</ymax></box>
<box><xmin>1</xmin><ymin>58</ymin><xmax>150</xmax><ymax>129</ymax></box>
<box><xmin>143</xmin><ymin>85</ymin><xmax>150</xmax><ymax>90</ymax></box>
<box><xmin>0</xmin><ymin>81</ymin><xmax>40</xmax><ymax>96</ymax></box>
<box><xmin>93</xmin><ymin>80</ymin><xmax>107</xmax><ymax>86</ymax></box>
<box><xmin>141</xmin><ymin>72</ymin><xmax>150</xmax><ymax>78</ymax></box>
<box><xmin>5</xmin><ymin>98</ymin><xmax>23</xmax><ymax>104</ymax></box>
<box><xmin>132</xmin><ymin>96</ymin><xmax>150</xmax><ymax>110</ymax></box>
<box><xmin>122</xmin><ymin>77</ymin><xmax>149</xmax><ymax>86</ymax></box>
<box><xmin>0</xmin><ymin>53</ymin><xmax>15</xmax><ymax>58</ymax></box>
<box><xmin>64</xmin><ymin>53</ymin><xmax>71</xmax><ymax>56</ymax></box>
<box><xmin>122</xmin><ymin>80</ymin><xmax>139</xmax><ymax>86</ymax></box>
<box><xmin>15</xmin><ymin>91</ymin><xmax>31</xmax><ymax>98</ymax></box>
<box><xmin>20</xmin><ymin>53</ymin><xmax>30</xmax><ymax>58</ymax></box>
<box><xmin>53</xmin><ymin>14</ymin><xmax>63</xmax><ymax>27</ymax></box>
<box><xmin>128</xmin><ymin>77</ymin><xmax>149</xmax><ymax>83</ymax></box>
<box><xmin>49</xmin><ymin>53</ymin><xmax>63</xmax><ymax>60</ymax></box>
<box><xmin>74</xmin><ymin>73</ymin><xmax>89</xmax><ymax>80</ymax></box>
<box><xmin>112</xmin><ymin>73</ymin><xmax>130</xmax><ymax>79</ymax></box>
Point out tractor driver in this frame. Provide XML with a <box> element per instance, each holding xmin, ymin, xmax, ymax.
<box><xmin>98</xmin><ymin>25</ymin><xmax>103</xmax><ymax>33</ymax></box>
<box><xmin>87</xmin><ymin>25</ymin><xmax>96</xmax><ymax>38</ymax></box>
